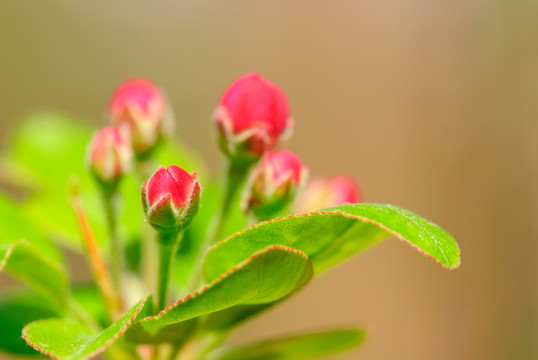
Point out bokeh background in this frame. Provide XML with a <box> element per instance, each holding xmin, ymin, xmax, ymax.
<box><xmin>1</xmin><ymin>1</ymin><xmax>537</xmax><ymax>359</ymax></box>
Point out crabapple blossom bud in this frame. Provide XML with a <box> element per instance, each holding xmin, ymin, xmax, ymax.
<box><xmin>214</xmin><ymin>72</ymin><xmax>294</xmax><ymax>161</ymax></box>
<box><xmin>142</xmin><ymin>166</ymin><xmax>201</xmax><ymax>233</ymax></box>
<box><xmin>87</xmin><ymin>126</ymin><xmax>132</xmax><ymax>184</ymax></box>
<box><xmin>244</xmin><ymin>150</ymin><xmax>306</xmax><ymax>219</ymax></box>
<box><xmin>108</xmin><ymin>78</ymin><xmax>173</xmax><ymax>155</ymax></box>
<box><xmin>296</xmin><ymin>176</ymin><xmax>362</xmax><ymax>213</ymax></box>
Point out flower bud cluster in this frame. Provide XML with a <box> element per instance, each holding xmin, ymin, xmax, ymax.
<box><xmin>88</xmin><ymin>78</ymin><xmax>172</xmax><ymax>185</ymax></box>
<box><xmin>87</xmin><ymin>73</ymin><xmax>361</xmax><ymax>236</ymax></box>
<box><xmin>213</xmin><ymin>72</ymin><xmax>362</xmax><ymax>218</ymax></box>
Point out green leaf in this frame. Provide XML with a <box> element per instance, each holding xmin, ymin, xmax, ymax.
<box><xmin>0</xmin><ymin>193</ymin><xmax>63</xmax><ymax>265</ymax></box>
<box><xmin>0</xmin><ymin>240</ymin><xmax>68</xmax><ymax>307</ymax></box>
<box><xmin>23</xmin><ymin>297</ymin><xmax>150</xmax><ymax>360</ymax></box>
<box><xmin>209</xmin><ymin>328</ymin><xmax>365</xmax><ymax>360</ymax></box>
<box><xmin>0</xmin><ymin>287</ymin><xmax>59</xmax><ymax>356</ymax></box>
<box><xmin>125</xmin><ymin>245</ymin><xmax>312</xmax><ymax>344</ymax></box>
<box><xmin>0</xmin><ymin>111</ymin><xmax>106</xmax><ymax>249</ymax></box>
<box><xmin>204</xmin><ymin>203</ymin><xmax>460</xmax><ymax>282</ymax></box>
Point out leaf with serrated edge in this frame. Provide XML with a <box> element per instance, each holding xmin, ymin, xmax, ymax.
<box><xmin>209</xmin><ymin>328</ymin><xmax>365</xmax><ymax>360</ymax></box>
<box><xmin>22</xmin><ymin>297</ymin><xmax>150</xmax><ymax>360</ymax></box>
<box><xmin>0</xmin><ymin>240</ymin><xmax>68</xmax><ymax>307</ymax></box>
<box><xmin>125</xmin><ymin>245</ymin><xmax>312</xmax><ymax>343</ymax></box>
<box><xmin>204</xmin><ymin>203</ymin><xmax>460</xmax><ymax>283</ymax></box>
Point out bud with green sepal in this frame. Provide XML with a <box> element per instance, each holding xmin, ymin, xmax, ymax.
<box><xmin>87</xmin><ymin>126</ymin><xmax>132</xmax><ymax>188</ymax></box>
<box><xmin>244</xmin><ymin>150</ymin><xmax>307</xmax><ymax>221</ymax></box>
<box><xmin>142</xmin><ymin>166</ymin><xmax>201</xmax><ymax>234</ymax></box>
<box><xmin>213</xmin><ymin>72</ymin><xmax>294</xmax><ymax>165</ymax></box>
<box><xmin>108</xmin><ymin>78</ymin><xmax>174</xmax><ymax>159</ymax></box>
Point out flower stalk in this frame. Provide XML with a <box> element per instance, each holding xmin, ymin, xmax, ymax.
<box><xmin>101</xmin><ymin>186</ymin><xmax>123</xmax><ymax>298</ymax></box>
<box><xmin>211</xmin><ymin>159</ymin><xmax>253</xmax><ymax>244</ymax></box>
<box><xmin>141</xmin><ymin>165</ymin><xmax>201</xmax><ymax>311</ymax></box>
<box><xmin>156</xmin><ymin>230</ymin><xmax>182</xmax><ymax>311</ymax></box>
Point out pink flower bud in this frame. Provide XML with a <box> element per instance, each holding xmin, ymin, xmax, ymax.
<box><xmin>244</xmin><ymin>150</ymin><xmax>307</xmax><ymax>219</ymax></box>
<box><xmin>87</xmin><ymin>126</ymin><xmax>132</xmax><ymax>184</ymax></box>
<box><xmin>296</xmin><ymin>176</ymin><xmax>362</xmax><ymax>213</ymax></box>
<box><xmin>214</xmin><ymin>72</ymin><xmax>294</xmax><ymax>160</ymax></box>
<box><xmin>108</xmin><ymin>78</ymin><xmax>173</xmax><ymax>155</ymax></box>
<box><xmin>142</xmin><ymin>165</ymin><xmax>201</xmax><ymax>232</ymax></box>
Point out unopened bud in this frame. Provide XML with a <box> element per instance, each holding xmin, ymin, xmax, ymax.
<box><xmin>142</xmin><ymin>166</ymin><xmax>201</xmax><ymax>233</ymax></box>
<box><xmin>296</xmin><ymin>176</ymin><xmax>362</xmax><ymax>213</ymax></box>
<box><xmin>108</xmin><ymin>78</ymin><xmax>173</xmax><ymax>156</ymax></box>
<box><xmin>244</xmin><ymin>150</ymin><xmax>306</xmax><ymax>219</ymax></box>
<box><xmin>87</xmin><ymin>126</ymin><xmax>132</xmax><ymax>185</ymax></box>
<box><xmin>214</xmin><ymin>72</ymin><xmax>293</xmax><ymax>162</ymax></box>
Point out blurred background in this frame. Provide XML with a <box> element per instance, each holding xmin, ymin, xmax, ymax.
<box><xmin>1</xmin><ymin>1</ymin><xmax>537</xmax><ymax>359</ymax></box>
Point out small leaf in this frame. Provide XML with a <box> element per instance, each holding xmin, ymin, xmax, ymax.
<box><xmin>209</xmin><ymin>328</ymin><xmax>365</xmax><ymax>360</ymax></box>
<box><xmin>125</xmin><ymin>245</ymin><xmax>312</xmax><ymax>344</ymax></box>
<box><xmin>23</xmin><ymin>297</ymin><xmax>150</xmax><ymax>360</ymax></box>
<box><xmin>204</xmin><ymin>204</ymin><xmax>460</xmax><ymax>282</ymax></box>
<box><xmin>0</xmin><ymin>240</ymin><xmax>68</xmax><ymax>307</ymax></box>
<box><xmin>0</xmin><ymin>288</ymin><xmax>59</xmax><ymax>356</ymax></box>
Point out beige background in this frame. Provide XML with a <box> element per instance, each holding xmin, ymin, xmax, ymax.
<box><xmin>1</xmin><ymin>1</ymin><xmax>537</xmax><ymax>359</ymax></box>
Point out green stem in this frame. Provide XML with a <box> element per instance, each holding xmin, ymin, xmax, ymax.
<box><xmin>156</xmin><ymin>231</ymin><xmax>182</xmax><ymax>312</ymax></box>
<box><xmin>187</xmin><ymin>160</ymin><xmax>253</xmax><ymax>294</ymax></box>
<box><xmin>102</xmin><ymin>187</ymin><xmax>122</xmax><ymax>300</ymax></box>
<box><xmin>153</xmin><ymin>345</ymin><xmax>160</xmax><ymax>360</ymax></box>
<box><xmin>210</xmin><ymin>160</ymin><xmax>252</xmax><ymax>245</ymax></box>
<box><xmin>167</xmin><ymin>345</ymin><xmax>181</xmax><ymax>360</ymax></box>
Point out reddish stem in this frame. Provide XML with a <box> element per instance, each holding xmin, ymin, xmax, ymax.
<box><xmin>70</xmin><ymin>181</ymin><xmax>123</xmax><ymax>320</ymax></box>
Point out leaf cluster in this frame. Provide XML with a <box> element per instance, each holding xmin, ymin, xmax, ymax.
<box><xmin>0</xmin><ymin>112</ymin><xmax>460</xmax><ymax>359</ymax></box>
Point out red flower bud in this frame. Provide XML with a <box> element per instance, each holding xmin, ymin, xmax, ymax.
<box><xmin>142</xmin><ymin>166</ymin><xmax>201</xmax><ymax>232</ymax></box>
<box><xmin>244</xmin><ymin>150</ymin><xmax>306</xmax><ymax>219</ymax></box>
<box><xmin>87</xmin><ymin>126</ymin><xmax>132</xmax><ymax>184</ymax></box>
<box><xmin>108</xmin><ymin>78</ymin><xmax>173</xmax><ymax>155</ymax></box>
<box><xmin>296</xmin><ymin>176</ymin><xmax>362</xmax><ymax>213</ymax></box>
<box><xmin>214</xmin><ymin>72</ymin><xmax>293</xmax><ymax>160</ymax></box>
